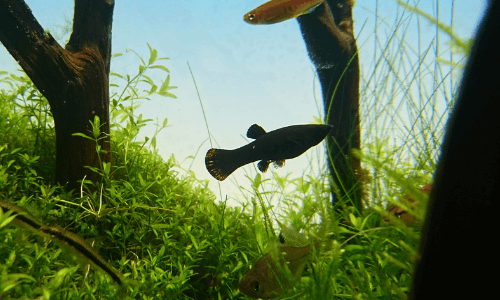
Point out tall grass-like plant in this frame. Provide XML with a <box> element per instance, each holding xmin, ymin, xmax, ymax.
<box><xmin>0</xmin><ymin>1</ymin><xmax>475</xmax><ymax>298</ymax></box>
<box><xmin>358</xmin><ymin>0</ymin><xmax>469</xmax><ymax>207</ymax></box>
<box><xmin>216</xmin><ymin>1</ymin><xmax>470</xmax><ymax>299</ymax></box>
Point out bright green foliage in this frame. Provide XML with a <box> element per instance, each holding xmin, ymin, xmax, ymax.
<box><xmin>0</xmin><ymin>50</ymin><xmax>424</xmax><ymax>298</ymax></box>
<box><xmin>0</xmin><ymin>1</ymin><xmax>472</xmax><ymax>297</ymax></box>
<box><xmin>237</xmin><ymin>163</ymin><xmax>426</xmax><ymax>299</ymax></box>
<box><xmin>0</xmin><ymin>46</ymin><xmax>255</xmax><ymax>300</ymax></box>
<box><xmin>0</xmin><ymin>72</ymin><xmax>55</xmax><ymax>185</ymax></box>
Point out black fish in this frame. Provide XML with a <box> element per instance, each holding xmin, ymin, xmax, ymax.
<box><xmin>205</xmin><ymin>124</ymin><xmax>332</xmax><ymax>181</ymax></box>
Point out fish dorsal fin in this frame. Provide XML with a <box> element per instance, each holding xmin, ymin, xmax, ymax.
<box><xmin>247</xmin><ymin>124</ymin><xmax>266</xmax><ymax>139</ymax></box>
<box><xmin>279</xmin><ymin>226</ymin><xmax>309</xmax><ymax>247</ymax></box>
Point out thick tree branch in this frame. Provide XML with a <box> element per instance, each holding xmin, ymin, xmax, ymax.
<box><xmin>0</xmin><ymin>0</ymin><xmax>115</xmax><ymax>191</ymax></box>
<box><xmin>297</xmin><ymin>0</ymin><xmax>363</xmax><ymax>211</ymax></box>
<box><xmin>69</xmin><ymin>0</ymin><xmax>114</xmax><ymax>74</ymax></box>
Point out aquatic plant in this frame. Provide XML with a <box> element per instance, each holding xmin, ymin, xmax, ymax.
<box><xmin>0</xmin><ymin>1</ymin><xmax>476</xmax><ymax>299</ymax></box>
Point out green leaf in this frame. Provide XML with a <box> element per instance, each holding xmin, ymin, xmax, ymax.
<box><xmin>148</xmin><ymin>44</ymin><xmax>158</xmax><ymax>65</ymax></box>
<box><xmin>102</xmin><ymin>162</ymin><xmax>111</xmax><ymax>176</ymax></box>
<box><xmin>72</xmin><ymin>132</ymin><xmax>94</xmax><ymax>141</ymax></box>
<box><xmin>138</xmin><ymin>173</ymin><xmax>146</xmax><ymax>187</ymax></box>
<box><xmin>158</xmin><ymin>91</ymin><xmax>177</xmax><ymax>99</ymax></box>
<box><xmin>158</xmin><ymin>75</ymin><xmax>178</xmax><ymax>98</ymax></box>
<box><xmin>142</xmin><ymin>74</ymin><xmax>155</xmax><ymax>86</ymax></box>
<box><xmin>0</xmin><ymin>210</ymin><xmax>17</xmax><ymax>229</ymax></box>
<box><xmin>252</xmin><ymin>174</ymin><xmax>262</xmax><ymax>190</ymax></box>
<box><xmin>151</xmin><ymin>224</ymin><xmax>170</xmax><ymax>229</ymax></box>
<box><xmin>148</xmin><ymin>84</ymin><xmax>158</xmax><ymax>94</ymax></box>
<box><xmin>349</xmin><ymin>213</ymin><xmax>361</xmax><ymax>229</ymax></box>
<box><xmin>49</xmin><ymin>267</ymin><xmax>72</xmax><ymax>289</ymax></box>
<box><xmin>158</xmin><ymin>245</ymin><xmax>166</xmax><ymax>257</ymax></box>
<box><xmin>159</xmin><ymin>75</ymin><xmax>171</xmax><ymax>92</ymax></box>
<box><xmin>43</xmin><ymin>288</ymin><xmax>51</xmax><ymax>300</ymax></box>
<box><xmin>92</xmin><ymin>115</ymin><xmax>101</xmax><ymax>138</ymax></box>
<box><xmin>150</xmin><ymin>65</ymin><xmax>170</xmax><ymax>73</ymax></box>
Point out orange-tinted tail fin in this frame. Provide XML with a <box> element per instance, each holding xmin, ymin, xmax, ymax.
<box><xmin>205</xmin><ymin>148</ymin><xmax>241</xmax><ymax>181</ymax></box>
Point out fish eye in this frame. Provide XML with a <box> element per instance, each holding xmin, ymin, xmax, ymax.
<box><xmin>248</xmin><ymin>13</ymin><xmax>255</xmax><ymax>21</ymax></box>
<box><xmin>252</xmin><ymin>281</ymin><xmax>260</xmax><ymax>291</ymax></box>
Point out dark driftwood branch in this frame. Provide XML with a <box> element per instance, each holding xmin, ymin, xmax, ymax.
<box><xmin>0</xmin><ymin>0</ymin><xmax>114</xmax><ymax>191</ymax></box>
<box><xmin>69</xmin><ymin>0</ymin><xmax>114</xmax><ymax>74</ymax></box>
<box><xmin>411</xmin><ymin>1</ymin><xmax>498</xmax><ymax>299</ymax></box>
<box><xmin>297</xmin><ymin>0</ymin><xmax>363</xmax><ymax>211</ymax></box>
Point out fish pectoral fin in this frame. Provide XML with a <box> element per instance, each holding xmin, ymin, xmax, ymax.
<box><xmin>258</xmin><ymin>160</ymin><xmax>270</xmax><ymax>173</ymax></box>
<box><xmin>273</xmin><ymin>160</ymin><xmax>285</xmax><ymax>168</ymax></box>
<box><xmin>247</xmin><ymin>124</ymin><xmax>267</xmax><ymax>139</ymax></box>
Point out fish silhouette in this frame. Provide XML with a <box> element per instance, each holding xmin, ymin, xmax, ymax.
<box><xmin>239</xmin><ymin>226</ymin><xmax>313</xmax><ymax>299</ymax></box>
<box><xmin>205</xmin><ymin>124</ymin><xmax>332</xmax><ymax>181</ymax></box>
<box><xmin>244</xmin><ymin>0</ymin><xmax>324</xmax><ymax>25</ymax></box>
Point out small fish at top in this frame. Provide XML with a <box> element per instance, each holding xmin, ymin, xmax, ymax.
<box><xmin>205</xmin><ymin>123</ymin><xmax>332</xmax><ymax>181</ymax></box>
<box><xmin>244</xmin><ymin>0</ymin><xmax>324</xmax><ymax>25</ymax></box>
<box><xmin>239</xmin><ymin>226</ymin><xmax>314</xmax><ymax>299</ymax></box>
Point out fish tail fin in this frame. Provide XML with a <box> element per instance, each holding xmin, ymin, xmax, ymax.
<box><xmin>205</xmin><ymin>148</ymin><xmax>240</xmax><ymax>181</ymax></box>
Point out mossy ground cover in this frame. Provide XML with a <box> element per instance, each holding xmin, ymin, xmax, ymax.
<box><xmin>0</xmin><ymin>2</ymin><xmax>471</xmax><ymax>298</ymax></box>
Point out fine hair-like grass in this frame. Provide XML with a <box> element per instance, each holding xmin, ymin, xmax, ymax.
<box><xmin>0</xmin><ymin>1</ymin><xmax>473</xmax><ymax>298</ymax></box>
